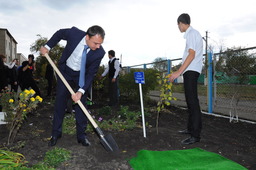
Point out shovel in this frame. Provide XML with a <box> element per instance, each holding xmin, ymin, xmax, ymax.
<box><xmin>44</xmin><ymin>53</ymin><xmax>119</xmax><ymax>152</ymax></box>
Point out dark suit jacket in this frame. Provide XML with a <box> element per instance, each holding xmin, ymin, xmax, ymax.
<box><xmin>46</xmin><ymin>27</ymin><xmax>105</xmax><ymax>92</ymax></box>
<box><xmin>9</xmin><ymin>65</ymin><xmax>18</xmax><ymax>83</ymax></box>
<box><xmin>0</xmin><ymin>65</ymin><xmax>8</xmax><ymax>90</ymax></box>
<box><xmin>18</xmin><ymin>66</ymin><xmax>35</xmax><ymax>90</ymax></box>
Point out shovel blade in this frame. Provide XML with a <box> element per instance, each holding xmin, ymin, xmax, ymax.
<box><xmin>100</xmin><ymin>133</ymin><xmax>119</xmax><ymax>152</ymax></box>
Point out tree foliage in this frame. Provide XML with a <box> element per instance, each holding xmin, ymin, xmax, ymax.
<box><xmin>152</xmin><ymin>57</ymin><xmax>168</xmax><ymax>72</ymax></box>
<box><xmin>119</xmin><ymin>69</ymin><xmax>159</xmax><ymax>102</ymax></box>
<box><xmin>215</xmin><ymin>46</ymin><xmax>256</xmax><ymax>84</ymax></box>
<box><xmin>30</xmin><ymin>34</ymin><xmax>64</xmax><ymax>78</ymax></box>
<box><xmin>155</xmin><ymin>73</ymin><xmax>176</xmax><ymax>134</ymax></box>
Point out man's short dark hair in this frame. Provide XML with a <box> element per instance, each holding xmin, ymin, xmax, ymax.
<box><xmin>177</xmin><ymin>13</ymin><xmax>190</xmax><ymax>25</ymax></box>
<box><xmin>108</xmin><ymin>50</ymin><xmax>115</xmax><ymax>57</ymax></box>
<box><xmin>86</xmin><ymin>25</ymin><xmax>105</xmax><ymax>39</ymax></box>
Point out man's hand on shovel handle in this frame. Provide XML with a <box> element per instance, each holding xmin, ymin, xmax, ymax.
<box><xmin>40</xmin><ymin>46</ymin><xmax>49</xmax><ymax>56</ymax></box>
<box><xmin>72</xmin><ymin>92</ymin><xmax>83</xmax><ymax>103</ymax></box>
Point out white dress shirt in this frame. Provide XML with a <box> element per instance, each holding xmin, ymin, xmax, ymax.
<box><xmin>102</xmin><ymin>57</ymin><xmax>120</xmax><ymax>78</ymax></box>
<box><xmin>45</xmin><ymin>36</ymin><xmax>90</xmax><ymax>94</ymax></box>
<box><xmin>66</xmin><ymin>36</ymin><xmax>90</xmax><ymax>71</ymax></box>
<box><xmin>182</xmin><ymin>26</ymin><xmax>203</xmax><ymax>74</ymax></box>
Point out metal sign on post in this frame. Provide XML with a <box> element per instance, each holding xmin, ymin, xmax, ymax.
<box><xmin>134</xmin><ymin>72</ymin><xmax>145</xmax><ymax>84</ymax></box>
<box><xmin>134</xmin><ymin>72</ymin><xmax>146</xmax><ymax>138</ymax></box>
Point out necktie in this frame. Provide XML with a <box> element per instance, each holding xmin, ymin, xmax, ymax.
<box><xmin>79</xmin><ymin>45</ymin><xmax>88</xmax><ymax>88</ymax></box>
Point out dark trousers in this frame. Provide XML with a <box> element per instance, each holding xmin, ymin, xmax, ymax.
<box><xmin>10</xmin><ymin>82</ymin><xmax>18</xmax><ymax>92</ymax></box>
<box><xmin>46</xmin><ymin>78</ymin><xmax>53</xmax><ymax>96</ymax></box>
<box><xmin>183</xmin><ymin>71</ymin><xmax>202</xmax><ymax>138</ymax></box>
<box><xmin>109</xmin><ymin>78</ymin><xmax>119</xmax><ymax>106</ymax></box>
<box><xmin>52</xmin><ymin>65</ymin><xmax>88</xmax><ymax>141</ymax></box>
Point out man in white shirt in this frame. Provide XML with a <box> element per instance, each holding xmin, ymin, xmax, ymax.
<box><xmin>169</xmin><ymin>13</ymin><xmax>203</xmax><ymax>145</ymax></box>
<box><xmin>101</xmin><ymin>50</ymin><xmax>120</xmax><ymax>107</ymax></box>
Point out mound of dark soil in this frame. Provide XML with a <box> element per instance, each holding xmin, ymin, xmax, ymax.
<box><xmin>0</xmin><ymin>97</ymin><xmax>255</xmax><ymax>169</ymax></box>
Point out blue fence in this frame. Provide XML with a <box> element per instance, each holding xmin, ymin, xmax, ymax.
<box><xmin>123</xmin><ymin>47</ymin><xmax>256</xmax><ymax>121</ymax></box>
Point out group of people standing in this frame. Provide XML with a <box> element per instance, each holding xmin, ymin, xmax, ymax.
<box><xmin>18</xmin><ymin>54</ymin><xmax>41</xmax><ymax>97</ymax></box>
<box><xmin>0</xmin><ymin>54</ymin><xmax>41</xmax><ymax>111</ymax></box>
<box><xmin>39</xmin><ymin>13</ymin><xmax>203</xmax><ymax>148</ymax></box>
<box><xmin>0</xmin><ymin>55</ymin><xmax>19</xmax><ymax>92</ymax></box>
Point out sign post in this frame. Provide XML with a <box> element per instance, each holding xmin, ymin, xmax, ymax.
<box><xmin>134</xmin><ymin>72</ymin><xmax>146</xmax><ymax>138</ymax></box>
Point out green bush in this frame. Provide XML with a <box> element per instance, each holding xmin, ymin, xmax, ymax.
<box><xmin>118</xmin><ymin>105</ymin><xmax>141</xmax><ymax>120</ymax></box>
<box><xmin>119</xmin><ymin>69</ymin><xmax>159</xmax><ymax>102</ymax></box>
<box><xmin>87</xmin><ymin>106</ymin><xmax>144</xmax><ymax>132</ymax></box>
<box><xmin>98</xmin><ymin>106</ymin><xmax>112</xmax><ymax>116</ymax></box>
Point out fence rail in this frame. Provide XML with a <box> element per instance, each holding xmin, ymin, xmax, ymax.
<box><xmin>125</xmin><ymin>47</ymin><xmax>256</xmax><ymax>122</ymax></box>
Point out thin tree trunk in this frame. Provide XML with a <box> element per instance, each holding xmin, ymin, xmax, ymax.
<box><xmin>156</xmin><ymin>111</ymin><xmax>160</xmax><ymax>135</ymax></box>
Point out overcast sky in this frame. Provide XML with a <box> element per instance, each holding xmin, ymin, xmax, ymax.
<box><xmin>1</xmin><ymin>0</ymin><xmax>256</xmax><ymax>67</ymax></box>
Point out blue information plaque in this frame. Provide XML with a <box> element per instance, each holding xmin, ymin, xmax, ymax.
<box><xmin>134</xmin><ymin>72</ymin><xmax>145</xmax><ymax>84</ymax></box>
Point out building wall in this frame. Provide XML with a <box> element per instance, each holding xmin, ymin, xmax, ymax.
<box><xmin>0</xmin><ymin>28</ymin><xmax>17</xmax><ymax>63</ymax></box>
<box><xmin>17</xmin><ymin>53</ymin><xmax>27</xmax><ymax>66</ymax></box>
<box><xmin>0</xmin><ymin>30</ymin><xmax>6</xmax><ymax>55</ymax></box>
<box><xmin>11</xmin><ymin>39</ymin><xmax>17</xmax><ymax>60</ymax></box>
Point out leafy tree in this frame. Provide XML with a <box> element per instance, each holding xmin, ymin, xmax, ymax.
<box><xmin>92</xmin><ymin>65</ymin><xmax>107</xmax><ymax>100</ymax></box>
<box><xmin>215</xmin><ymin>53</ymin><xmax>225</xmax><ymax>73</ymax></box>
<box><xmin>156</xmin><ymin>73</ymin><xmax>176</xmax><ymax>134</ymax></box>
<box><xmin>30</xmin><ymin>34</ymin><xmax>64</xmax><ymax>78</ymax></box>
<box><xmin>119</xmin><ymin>68</ymin><xmax>159</xmax><ymax>103</ymax></box>
<box><xmin>216</xmin><ymin>46</ymin><xmax>256</xmax><ymax>84</ymax></box>
<box><xmin>171</xmin><ymin>62</ymin><xmax>182</xmax><ymax>72</ymax></box>
<box><xmin>152</xmin><ymin>57</ymin><xmax>167</xmax><ymax>72</ymax></box>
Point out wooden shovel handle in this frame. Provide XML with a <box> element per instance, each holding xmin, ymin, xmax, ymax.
<box><xmin>44</xmin><ymin>53</ymin><xmax>98</xmax><ymax>128</ymax></box>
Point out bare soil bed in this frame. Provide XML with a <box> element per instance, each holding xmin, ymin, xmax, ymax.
<box><xmin>0</xmin><ymin>96</ymin><xmax>255</xmax><ymax>170</ymax></box>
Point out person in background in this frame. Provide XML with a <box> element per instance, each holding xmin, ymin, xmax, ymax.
<box><xmin>28</xmin><ymin>54</ymin><xmax>36</xmax><ymax>73</ymax></box>
<box><xmin>40</xmin><ymin>25</ymin><xmax>105</xmax><ymax>147</ymax></box>
<box><xmin>101</xmin><ymin>50</ymin><xmax>120</xmax><ymax>107</ymax></box>
<box><xmin>2</xmin><ymin>56</ymin><xmax>16</xmax><ymax>69</ymax></box>
<box><xmin>18</xmin><ymin>61</ymin><xmax>41</xmax><ymax>96</ymax></box>
<box><xmin>0</xmin><ymin>54</ymin><xmax>9</xmax><ymax>112</ymax></box>
<box><xmin>1</xmin><ymin>55</ymin><xmax>16</xmax><ymax>85</ymax></box>
<box><xmin>9</xmin><ymin>59</ymin><xmax>19</xmax><ymax>92</ymax></box>
<box><xmin>0</xmin><ymin>55</ymin><xmax>8</xmax><ymax>90</ymax></box>
<box><xmin>169</xmin><ymin>13</ymin><xmax>203</xmax><ymax>145</ymax></box>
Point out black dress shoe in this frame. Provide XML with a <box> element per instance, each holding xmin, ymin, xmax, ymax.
<box><xmin>178</xmin><ymin>129</ymin><xmax>191</xmax><ymax>134</ymax></box>
<box><xmin>48</xmin><ymin>136</ymin><xmax>61</xmax><ymax>147</ymax></box>
<box><xmin>181</xmin><ymin>137</ymin><xmax>200</xmax><ymax>145</ymax></box>
<box><xmin>78</xmin><ymin>138</ymin><xmax>91</xmax><ymax>147</ymax></box>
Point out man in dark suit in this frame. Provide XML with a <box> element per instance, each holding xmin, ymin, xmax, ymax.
<box><xmin>40</xmin><ymin>26</ymin><xmax>105</xmax><ymax>147</ymax></box>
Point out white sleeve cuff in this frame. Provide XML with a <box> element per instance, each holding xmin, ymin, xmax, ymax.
<box><xmin>45</xmin><ymin>45</ymin><xmax>51</xmax><ymax>50</ymax></box>
<box><xmin>78</xmin><ymin>88</ymin><xmax>85</xmax><ymax>94</ymax></box>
